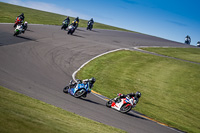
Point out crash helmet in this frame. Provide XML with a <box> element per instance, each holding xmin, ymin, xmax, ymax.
<box><xmin>21</xmin><ymin>13</ymin><xmax>24</xmax><ymax>16</ymax></box>
<box><xmin>135</xmin><ymin>91</ymin><xmax>141</xmax><ymax>98</ymax></box>
<box><xmin>90</xmin><ymin>77</ymin><xmax>96</xmax><ymax>83</ymax></box>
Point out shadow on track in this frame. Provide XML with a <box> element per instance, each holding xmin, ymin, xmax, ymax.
<box><xmin>15</xmin><ymin>36</ymin><xmax>37</xmax><ymax>42</ymax></box>
<box><xmin>89</xmin><ymin>30</ymin><xmax>100</xmax><ymax>33</ymax></box>
<box><xmin>79</xmin><ymin>98</ymin><xmax>104</xmax><ymax>106</ymax></box>
<box><xmin>72</xmin><ymin>34</ymin><xmax>85</xmax><ymax>38</ymax></box>
<box><xmin>76</xmin><ymin>29</ymin><xmax>86</xmax><ymax>32</ymax></box>
<box><xmin>125</xmin><ymin>111</ymin><xmax>147</xmax><ymax>120</ymax></box>
<box><xmin>26</xmin><ymin>29</ymin><xmax>34</xmax><ymax>32</ymax></box>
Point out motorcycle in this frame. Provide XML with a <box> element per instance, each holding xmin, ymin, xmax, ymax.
<box><xmin>197</xmin><ymin>41</ymin><xmax>200</xmax><ymax>47</ymax></box>
<box><xmin>14</xmin><ymin>16</ymin><xmax>23</xmax><ymax>28</ymax></box>
<box><xmin>61</xmin><ymin>20</ymin><xmax>69</xmax><ymax>30</ymax></box>
<box><xmin>106</xmin><ymin>96</ymin><xmax>137</xmax><ymax>113</ymax></box>
<box><xmin>185</xmin><ymin>37</ymin><xmax>191</xmax><ymax>45</ymax></box>
<box><xmin>87</xmin><ymin>21</ymin><xmax>93</xmax><ymax>30</ymax></box>
<box><xmin>63</xmin><ymin>79</ymin><xmax>94</xmax><ymax>98</ymax></box>
<box><xmin>13</xmin><ymin>24</ymin><xmax>24</xmax><ymax>36</ymax></box>
<box><xmin>67</xmin><ymin>25</ymin><xmax>76</xmax><ymax>35</ymax></box>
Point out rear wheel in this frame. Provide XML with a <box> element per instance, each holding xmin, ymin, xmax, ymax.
<box><xmin>63</xmin><ymin>86</ymin><xmax>69</xmax><ymax>93</ymax></box>
<box><xmin>120</xmin><ymin>103</ymin><xmax>132</xmax><ymax>113</ymax></box>
<box><xmin>74</xmin><ymin>89</ymin><xmax>86</xmax><ymax>98</ymax></box>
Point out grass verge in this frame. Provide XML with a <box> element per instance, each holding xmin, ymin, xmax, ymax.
<box><xmin>0</xmin><ymin>2</ymin><xmax>132</xmax><ymax>32</ymax></box>
<box><xmin>76</xmin><ymin>50</ymin><xmax>200</xmax><ymax>133</ymax></box>
<box><xmin>0</xmin><ymin>86</ymin><xmax>126</xmax><ymax>133</ymax></box>
<box><xmin>141</xmin><ymin>47</ymin><xmax>200</xmax><ymax>63</ymax></box>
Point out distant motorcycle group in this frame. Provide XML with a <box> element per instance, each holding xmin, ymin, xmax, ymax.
<box><xmin>13</xmin><ymin>13</ymin><xmax>28</xmax><ymax>36</ymax></box>
<box><xmin>13</xmin><ymin>14</ymin><xmax>94</xmax><ymax>36</ymax></box>
<box><xmin>61</xmin><ymin>17</ymin><xmax>94</xmax><ymax>35</ymax></box>
<box><xmin>63</xmin><ymin>78</ymin><xmax>141</xmax><ymax>113</ymax></box>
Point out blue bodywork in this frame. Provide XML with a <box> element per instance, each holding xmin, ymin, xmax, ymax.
<box><xmin>68</xmin><ymin>82</ymin><xmax>91</xmax><ymax>96</ymax></box>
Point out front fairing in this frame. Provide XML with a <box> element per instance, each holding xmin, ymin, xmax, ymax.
<box><xmin>68</xmin><ymin>83</ymin><xmax>87</xmax><ymax>96</ymax></box>
<box><xmin>16</xmin><ymin>25</ymin><xmax>23</xmax><ymax>30</ymax></box>
<box><xmin>111</xmin><ymin>99</ymin><xmax>124</xmax><ymax>111</ymax></box>
<box><xmin>68</xmin><ymin>25</ymin><xmax>75</xmax><ymax>30</ymax></box>
<box><xmin>111</xmin><ymin>97</ymin><xmax>133</xmax><ymax>110</ymax></box>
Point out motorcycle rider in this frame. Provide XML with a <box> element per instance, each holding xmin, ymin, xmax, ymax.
<box><xmin>17</xmin><ymin>13</ymin><xmax>25</xmax><ymax>22</ymax></box>
<box><xmin>185</xmin><ymin>35</ymin><xmax>191</xmax><ymax>44</ymax></box>
<box><xmin>88</xmin><ymin>18</ymin><xmax>94</xmax><ymax>25</ymax></box>
<box><xmin>113</xmin><ymin>91</ymin><xmax>141</xmax><ymax>105</ymax></box>
<box><xmin>69</xmin><ymin>77</ymin><xmax>96</xmax><ymax>93</ymax></box>
<box><xmin>82</xmin><ymin>77</ymin><xmax>96</xmax><ymax>92</ymax></box>
<box><xmin>197</xmin><ymin>41</ymin><xmax>200</xmax><ymax>47</ymax></box>
<box><xmin>75</xmin><ymin>17</ymin><xmax>79</xmax><ymax>23</ymax></box>
<box><xmin>69</xmin><ymin>20</ymin><xmax>77</xmax><ymax>27</ymax></box>
<box><xmin>64</xmin><ymin>16</ymin><xmax>70</xmax><ymax>23</ymax></box>
<box><xmin>15</xmin><ymin>13</ymin><xmax>26</xmax><ymax>33</ymax></box>
<box><xmin>87</xmin><ymin>18</ymin><xmax>94</xmax><ymax>30</ymax></box>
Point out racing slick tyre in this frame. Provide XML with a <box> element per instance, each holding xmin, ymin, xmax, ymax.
<box><xmin>120</xmin><ymin>103</ymin><xmax>132</xmax><ymax>113</ymax></box>
<box><xmin>63</xmin><ymin>86</ymin><xmax>69</xmax><ymax>93</ymax></box>
<box><xmin>106</xmin><ymin>100</ymin><xmax>113</xmax><ymax>108</ymax></box>
<box><xmin>13</xmin><ymin>31</ymin><xmax>19</xmax><ymax>36</ymax></box>
<box><xmin>14</xmin><ymin>23</ymin><xmax>17</xmax><ymax>28</ymax></box>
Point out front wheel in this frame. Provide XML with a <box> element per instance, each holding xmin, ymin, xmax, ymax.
<box><xmin>61</xmin><ymin>25</ymin><xmax>64</xmax><ymax>30</ymax></box>
<box><xmin>74</xmin><ymin>89</ymin><xmax>86</xmax><ymax>98</ymax></box>
<box><xmin>13</xmin><ymin>30</ymin><xmax>19</xmax><ymax>36</ymax></box>
<box><xmin>106</xmin><ymin>100</ymin><xmax>113</xmax><ymax>108</ymax></box>
<box><xmin>14</xmin><ymin>23</ymin><xmax>17</xmax><ymax>28</ymax></box>
<box><xmin>63</xmin><ymin>86</ymin><xmax>69</xmax><ymax>93</ymax></box>
<box><xmin>120</xmin><ymin>103</ymin><xmax>132</xmax><ymax>113</ymax></box>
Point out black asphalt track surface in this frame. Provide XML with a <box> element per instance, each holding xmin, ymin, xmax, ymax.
<box><xmin>0</xmin><ymin>24</ymin><xmax>194</xmax><ymax>133</ymax></box>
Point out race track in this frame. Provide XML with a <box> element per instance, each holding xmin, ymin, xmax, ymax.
<box><xmin>0</xmin><ymin>24</ymin><xmax>194</xmax><ymax>133</ymax></box>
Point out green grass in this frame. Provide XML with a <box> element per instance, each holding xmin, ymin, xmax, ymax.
<box><xmin>1</xmin><ymin>2</ymin><xmax>200</xmax><ymax>133</ymax></box>
<box><xmin>141</xmin><ymin>47</ymin><xmax>200</xmax><ymax>63</ymax></box>
<box><xmin>0</xmin><ymin>86</ymin><xmax>126</xmax><ymax>133</ymax></box>
<box><xmin>76</xmin><ymin>50</ymin><xmax>200</xmax><ymax>133</ymax></box>
<box><xmin>0</xmin><ymin>2</ymin><xmax>132</xmax><ymax>32</ymax></box>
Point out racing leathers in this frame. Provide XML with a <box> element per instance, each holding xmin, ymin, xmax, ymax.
<box><xmin>114</xmin><ymin>93</ymin><xmax>139</xmax><ymax>106</ymax></box>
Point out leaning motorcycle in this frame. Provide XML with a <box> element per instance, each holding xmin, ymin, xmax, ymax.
<box><xmin>67</xmin><ymin>25</ymin><xmax>76</xmax><ymax>35</ymax></box>
<box><xmin>87</xmin><ymin>21</ymin><xmax>93</xmax><ymax>30</ymax></box>
<box><xmin>61</xmin><ymin>20</ymin><xmax>69</xmax><ymax>30</ymax></box>
<box><xmin>14</xmin><ymin>16</ymin><xmax>23</xmax><ymax>28</ymax></box>
<box><xmin>185</xmin><ymin>38</ymin><xmax>191</xmax><ymax>45</ymax></box>
<box><xmin>63</xmin><ymin>79</ymin><xmax>94</xmax><ymax>98</ymax></box>
<box><xmin>13</xmin><ymin>24</ymin><xmax>24</xmax><ymax>36</ymax></box>
<box><xmin>106</xmin><ymin>96</ymin><xmax>136</xmax><ymax>113</ymax></box>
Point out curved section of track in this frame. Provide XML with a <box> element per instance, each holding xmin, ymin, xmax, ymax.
<box><xmin>0</xmin><ymin>24</ymin><xmax>193</xmax><ymax>133</ymax></box>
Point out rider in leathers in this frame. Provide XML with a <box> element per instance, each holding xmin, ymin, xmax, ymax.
<box><xmin>15</xmin><ymin>13</ymin><xmax>26</xmax><ymax>33</ymax></box>
<box><xmin>88</xmin><ymin>18</ymin><xmax>94</xmax><ymax>25</ymax></box>
<box><xmin>70</xmin><ymin>77</ymin><xmax>96</xmax><ymax>95</ymax></box>
<box><xmin>113</xmin><ymin>91</ymin><xmax>141</xmax><ymax>106</ymax></box>
<box><xmin>17</xmin><ymin>13</ymin><xmax>25</xmax><ymax>22</ymax></box>
<box><xmin>64</xmin><ymin>16</ymin><xmax>70</xmax><ymax>24</ymax></box>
